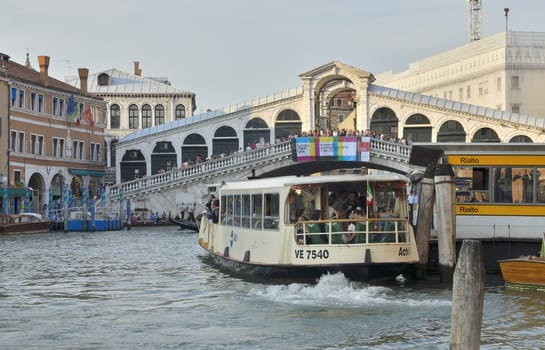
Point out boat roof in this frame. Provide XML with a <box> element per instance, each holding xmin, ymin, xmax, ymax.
<box><xmin>220</xmin><ymin>174</ymin><xmax>408</xmax><ymax>191</ymax></box>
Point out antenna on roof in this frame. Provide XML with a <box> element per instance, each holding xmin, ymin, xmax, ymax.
<box><xmin>467</xmin><ymin>0</ymin><xmax>482</xmax><ymax>42</ymax></box>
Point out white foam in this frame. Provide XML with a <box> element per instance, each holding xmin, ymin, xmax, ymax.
<box><xmin>249</xmin><ymin>272</ymin><xmax>451</xmax><ymax>308</ymax></box>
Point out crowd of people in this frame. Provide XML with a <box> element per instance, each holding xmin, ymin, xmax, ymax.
<box><xmin>174</xmin><ymin>127</ymin><xmax>410</xmax><ymax>171</ymax></box>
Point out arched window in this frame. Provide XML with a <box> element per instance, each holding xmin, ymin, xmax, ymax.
<box><xmin>142</xmin><ymin>104</ymin><xmax>152</xmax><ymax>128</ymax></box>
<box><xmin>275</xmin><ymin>109</ymin><xmax>301</xmax><ymax>140</ymax></box>
<box><xmin>110</xmin><ymin>104</ymin><xmax>120</xmax><ymax>129</ymax></box>
<box><xmin>437</xmin><ymin>120</ymin><xmax>466</xmax><ymax>142</ymax></box>
<box><xmin>509</xmin><ymin>135</ymin><xmax>533</xmax><ymax>143</ymax></box>
<box><xmin>472</xmin><ymin>128</ymin><xmax>500</xmax><ymax>142</ymax></box>
<box><xmin>175</xmin><ymin>104</ymin><xmax>186</xmax><ymax>119</ymax></box>
<box><xmin>370</xmin><ymin>107</ymin><xmax>398</xmax><ymax>136</ymax></box>
<box><xmin>129</xmin><ymin>104</ymin><xmax>139</xmax><ymax>129</ymax></box>
<box><xmin>155</xmin><ymin>105</ymin><xmax>165</xmax><ymax>125</ymax></box>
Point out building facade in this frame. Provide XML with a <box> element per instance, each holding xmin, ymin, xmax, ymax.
<box><xmin>375</xmin><ymin>31</ymin><xmax>545</xmax><ymax>119</ymax></box>
<box><xmin>66</xmin><ymin>62</ymin><xmax>196</xmax><ymax>183</ymax></box>
<box><xmin>0</xmin><ymin>52</ymin><xmax>107</xmax><ymax>214</ymax></box>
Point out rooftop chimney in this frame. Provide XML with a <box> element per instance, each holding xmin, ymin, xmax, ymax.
<box><xmin>78</xmin><ymin>68</ymin><xmax>89</xmax><ymax>94</ymax></box>
<box><xmin>134</xmin><ymin>61</ymin><xmax>142</xmax><ymax>76</ymax></box>
<box><xmin>38</xmin><ymin>55</ymin><xmax>50</xmax><ymax>86</ymax></box>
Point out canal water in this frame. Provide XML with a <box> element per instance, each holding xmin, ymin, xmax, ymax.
<box><xmin>1</xmin><ymin>227</ymin><xmax>544</xmax><ymax>350</ymax></box>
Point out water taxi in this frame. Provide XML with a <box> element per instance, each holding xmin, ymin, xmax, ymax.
<box><xmin>197</xmin><ymin>174</ymin><xmax>419</xmax><ymax>282</ymax></box>
<box><xmin>498</xmin><ymin>233</ymin><xmax>545</xmax><ymax>292</ymax></box>
<box><xmin>0</xmin><ymin>212</ymin><xmax>50</xmax><ymax>234</ymax></box>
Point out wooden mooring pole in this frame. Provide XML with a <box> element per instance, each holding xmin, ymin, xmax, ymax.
<box><xmin>450</xmin><ymin>240</ymin><xmax>485</xmax><ymax>350</ymax></box>
<box><xmin>435</xmin><ymin>163</ymin><xmax>456</xmax><ymax>284</ymax></box>
<box><xmin>413</xmin><ymin>166</ymin><xmax>435</xmax><ymax>279</ymax></box>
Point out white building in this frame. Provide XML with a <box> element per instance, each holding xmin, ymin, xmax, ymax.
<box><xmin>375</xmin><ymin>31</ymin><xmax>545</xmax><ymax>119</ymax></box>
<box><xmin>67</xmin><ymin>62</ymin><xmax>196</xmax><ymax>182</ymax></box>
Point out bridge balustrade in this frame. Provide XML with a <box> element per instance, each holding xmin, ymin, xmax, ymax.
<box><xmin>108</xmin><ymin>138</ymin><xmax>412</xmax><ymax>201</ymax></box>
<box><xmin>109</xmin><ymin>141</ymin><xmax>293</xmax><ymax>198</ymax></box>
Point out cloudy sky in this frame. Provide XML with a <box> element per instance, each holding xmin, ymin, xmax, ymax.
<box><xmin>3</xmin><ymin>0</ymin><xmax>544</xmax><ymax>112</ymax></box>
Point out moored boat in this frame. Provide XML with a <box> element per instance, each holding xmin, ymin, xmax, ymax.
<box><xmin>168</xmin><ymin>215</ymin><xmax>199</xmax><ymax>232</ymax></box>
<box><xmin>0</xmin><ymin>212</ymin><xmax>50</xmax><ymax>234</ymax></box>
<box><xmin>498</xmin><ymin>233</ymin><xmax>545</xmax><ymax>292</ymax></box>
<box><xmin>198</xmin><ymin>174</ymin><xmax>419</xmax><ymax>282</ymax></box>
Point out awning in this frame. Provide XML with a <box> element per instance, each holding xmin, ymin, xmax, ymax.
<box><xmin>0</xmin><ymin>187</ymin><xmax>29</xmax><ymax>196</ymax></box>
<box><xmin>69</xmin><ymin>169</ymin><xmax>106</xmax><ymax>177</ymax></box>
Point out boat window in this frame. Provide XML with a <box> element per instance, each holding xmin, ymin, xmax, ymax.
<box><xmin>234</xmin><ymin>195</ymin><xmax>242</xmax><ymax>227</ymax></box>
<box><xmin>252</xmin><ymin>194</ymin><xmax>263</xmax><ymax>229</ymax></box>
<box><xmin>264</xmin><ymin>193</ymin><xmax>279</xmax><ymax>229</ymax></box>
<box><xmin>371</xmin><ymin>184</ymin><xmax>406</xmax><ymax>219</ymax></box>
<box><xmin>242</xmin><ymin>194</ymin><xmax>251</xmax><ymax>228</ymax></box>
<box><xmin>454</xmin><ymin>166</ymin><xmax>544</xmax><ymax>204</ymax></box>
<box><xmin>222</xmin><ymin>195</ymin><xmax>234</xmax><ymax>225</ymax></box>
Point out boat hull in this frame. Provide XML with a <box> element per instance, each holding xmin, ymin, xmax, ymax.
<box><xmin>498</xmin><ymin>258</ymin><xmax>545</xmax><ymax>292</ymax></box>
<box><xmin>169</xmin><ymin>216</ymin><xmax>199</xmax><ymax>232</ymax></box>
<box><xmin>203</xmin><ymin>247</ymin><xmax>410</xmax><ymax>283</ymax></box>
<box><xmin>0</xmin><ymin>222</ymin><xmax>50</xmax><ymax>234</ymax></box>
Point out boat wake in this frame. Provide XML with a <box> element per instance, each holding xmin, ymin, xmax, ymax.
<box><xmin>248</xmin><ymin>272</ymin><xmax>451</xmax><ymax>309</ymax></box>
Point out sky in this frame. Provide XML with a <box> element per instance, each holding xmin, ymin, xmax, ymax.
<box><xmin>3</xmin><ymin>0</ymin><xmax>545</xmax><ymax>113</ymax></box>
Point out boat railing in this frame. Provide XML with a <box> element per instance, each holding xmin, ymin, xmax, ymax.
<box><xmin>295</xmin><ymin>217</ymin><xmax>410</xmax><ymax>245</ymax></box>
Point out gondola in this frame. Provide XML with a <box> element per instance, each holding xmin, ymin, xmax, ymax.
<box><xmin>168</xmin><ymin>215</ymin><xmax>199</xmax><ymax>232</ymax></box>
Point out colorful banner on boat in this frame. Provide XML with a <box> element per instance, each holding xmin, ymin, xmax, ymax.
<box><xmin>293</xmin><ymin>136</ymin><xmax>370</xmax><ymax>162</ymax></box>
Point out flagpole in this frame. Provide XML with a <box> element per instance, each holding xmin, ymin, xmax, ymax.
<box><xmin>366</xmin><ymin>179</ymin><xmax>369</xmax><ymax>218</ymax></box>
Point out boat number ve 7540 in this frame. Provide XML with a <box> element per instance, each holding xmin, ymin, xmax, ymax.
<box><xmin>294</xmin><ymin>249</ymin><xmax>329</xmax><ymax>260</ymax></box>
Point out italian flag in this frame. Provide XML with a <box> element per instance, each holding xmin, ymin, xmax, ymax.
<box><xmin>541</xmin><ymin>233</ymin><xmax>545</xmax><ymax>257</ymax></box>
<box><xmin>366</xmin><ymin>182</ymin><xmax>373</xmax><ymax>206</ymax></box>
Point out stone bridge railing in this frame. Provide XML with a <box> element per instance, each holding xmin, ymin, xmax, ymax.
<box><xmin>107</xmin><ymin>138</ymin><xmax>413</xmax><ymax>201</ymax></box>
<box><xmin>109</xmin><ymin>141</ymin><xmax>294</xmax><ymax>199</ymax></box>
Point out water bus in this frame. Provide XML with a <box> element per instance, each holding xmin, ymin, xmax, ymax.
<box><xmin>197</xmin><ymin>174</ymin><xmax>419</xmax><ymax>282</ymax></box>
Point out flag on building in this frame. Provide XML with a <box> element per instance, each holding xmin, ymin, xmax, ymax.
<box><xmin>67</xmin><ymin>94</ymin><xmax>79</xmax><ymax>121</ymax></box>
<box><xmin>366</xmin><ymin>182</ymin><xmax>373</xmax><ymax>206</ymax></box>
<box><xmin>82</xmin><ymin>105</ymin><xmax>94</xmax><ymax>128</ymax></box>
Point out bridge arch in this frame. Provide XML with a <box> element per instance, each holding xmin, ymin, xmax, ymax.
<box><xmin>370</xmin><ymin>107</ymin><xmax>399</xmax><ymax>136</ymax></box>
<box><xmin>274</xmin><ymin>109</ymin><xmax>301</xmax><ymax>140</ymax></box>
<box><xmin>510</xmin><ymin>135</ymin><xmax>533</xmax><ymax>143</ymax></box>
<box><xmin>151</xmin><ymin>141</ymin><xmax>177</xmax><ymax>174</ymax></box>
<box><xmin>437</xmin><ymin>120</ymin><xmax>466</xmax><ymax>142</ymax></box>
<box><xmin>472</xmin><ymin>127</ymin><xmax>500</xmax><ymax>142</ymax></box>
<box><xmin>182</xmin><ymin>133</ymin><xmax>207</xmax><ymax>164</ymax></box>
<box><xmin>50</xmin><ymin>172</ymin><xmax>64</xmax><ymax>201</ymax></box>
<box><xmin>403</xmin><ymin>113</ymin><xmax>432</xmax><ymax>142</ymax></box>
<box><xmin>213</xmin><ymin>126</ymin><xmax>239</xmax><ymax>155</ymax></box>
<box><xmin>299</xmin><ymin>61</ymin><xmax>374</xmax><ymax>131</ymax></box>
<box><xmin>28</xmin><ymin>172</ymin><xmax>46</xmax><ymax>213</ymax></box>
<box><xmin>121</xmin><ymin>150</ymin><xmax>147</xmax><ymax>181</ymax></box>
<box><xmin>244</xmin><ymin>118</ymin><xmax>270</xmax><ymax>148</ymax></box>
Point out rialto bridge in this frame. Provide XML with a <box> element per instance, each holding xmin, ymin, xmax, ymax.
<box><xmin>112</xmin><ymin>61</ymin><xmax>545</xmax><ymax>213</ymax></box>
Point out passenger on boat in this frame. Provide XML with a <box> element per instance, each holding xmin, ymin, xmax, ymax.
<box><xmin>343</xmin><ymin>191</ymin><xmax>362</xmax><ymax>218</ymax></box>
<box><xmin>330</xmin><ymin>202</ymin><xmax>348</xmax><ymax>244</ymax></box>
<box><xmin>205</xmin><ymin>194</ymin><xmax>215</xmax><ymax>220</ymax></box>
<box><xmin>288</xmin><ymin>190</ymin><xmax>304</xmax><ymax>223</ymax></box>
<box><xmin>210</xmin><ymin>199</ymin><xmax>220</xmax><ymax>224</ymax></box>
<box><xmin>350</xmin><ymin>207</ymin><xmax>367</xmax><ymax>244</ymax></box>
<box><xmin>374</xmin><ymin>207</ymin><xmax>395</xmax><ymax>242</ymax></box>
